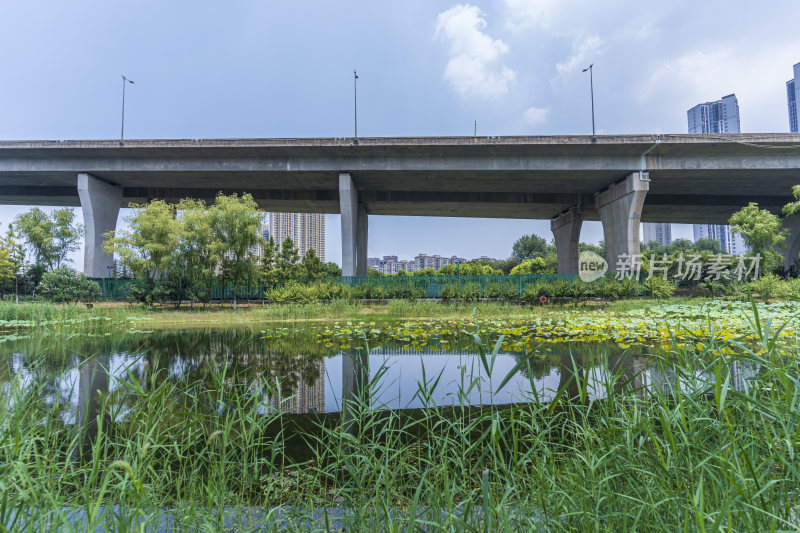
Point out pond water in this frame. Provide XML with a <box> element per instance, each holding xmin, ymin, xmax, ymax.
<box><xmin>0</xmin><ymin>325</ymin><xmax>760</xmax><ymax>422</ymax></box>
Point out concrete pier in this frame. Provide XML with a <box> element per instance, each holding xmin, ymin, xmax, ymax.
<box><xmin>77</xmin><ymin>173</ymin><xmax>121</xmax><ymax>278</ymax></box>
<box><xmin>551</xmin><ymin>206</ymin><xmax>584</xmax><ymax>274</ymax></box>
<box><xmin>782</xmin><ymin>216</ymin><xmax>800</xmax><ymax>272</ymax></box>
<box><xmin>339</xmin><ymin>173</ymin><xmax>368</xmax><ymax>277</ymax></box>
<box><xmin>595</xmin><ymin>172</ymin><xmax>649</xmax><ymax>272</ymax></box>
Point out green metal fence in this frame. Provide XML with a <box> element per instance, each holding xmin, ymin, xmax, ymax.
<box><xmin>90</xmin><ymin>274</ymin><xmax>583</xmax><ymax>301</ymax></box>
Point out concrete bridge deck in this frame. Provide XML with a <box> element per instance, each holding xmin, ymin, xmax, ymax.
<box><xmin>1</xmin><ymin>134</ymin><xmax>799</xmax><ymax>275</ymax></box>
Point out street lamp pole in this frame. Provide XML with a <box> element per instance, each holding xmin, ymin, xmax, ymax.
<box><xmin>353</xmin><ymin>70</ymin><xmax>358</xmax><ymax>138</ymax></box>
<box><xmin>121</xmin><ymin>75</ymin><xmax>135</xmax><ymax>140</ymax></box>
<box><xmin>582</xmin><ymin>64</ymin><xmax>595</xmax><ymax>136</ymax></box>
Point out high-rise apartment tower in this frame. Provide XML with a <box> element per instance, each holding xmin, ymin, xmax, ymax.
<box><xmin>268</xmin><ymin>212</ymin><xmax>326</xmax><ymax>261</ymax></box>
<box><xmin>687</xmin><ymin>94</ymin><xmax>747</xmax><ymax>254</ymax></box>
<box><xmin>787</xmin><ymin>61</ymin><xmax>800</xmax><ymax>132</ymax></box>
<box><xmin>641</xmin><ymin>223</ymin><xmax>672</xmax><ymax>248</ymax></box>
<box><xmin>687</xmin><ymin>94</ymin><xmax>740</xmax><ymax>134</ymax></box>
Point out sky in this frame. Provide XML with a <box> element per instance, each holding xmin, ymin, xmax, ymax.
<box><xmin>1</xmin><ymin>0</ymin><xmax>799</xmax><ymax>266</ymax></box>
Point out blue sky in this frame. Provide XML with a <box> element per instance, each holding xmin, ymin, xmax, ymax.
<box><xmin>2</xmin><ymin>0</ymin><xmax>799</xmax><ymax>266</ymax></box>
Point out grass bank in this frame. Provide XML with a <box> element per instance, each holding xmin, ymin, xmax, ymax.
<box><xmin>1</xmin><ymin>297</ymin><xmax>684</xmax><ymax>330</ymax></box>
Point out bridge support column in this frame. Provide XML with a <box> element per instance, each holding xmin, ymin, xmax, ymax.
<box><xmin>78</xmin><ymin>173</ymin><xmax>122</xmax><ymax>278</ymax></box>
<box><xmin>782</xmin><ymin>216</ymin><xmax>800</xmax><ymax>274</ymax></box>
<box><xmin>340</xmin><ymin>173</ymin><xmax>368</xmax><ymax>276</ymax></box>
<box><xmin>595</xmin><ymin>172</ymin><xmax>649</xmax><ymax>272</ymax></box>
<box><xmin>551</xmin><ymin>207</ymin><xmax>583</xmax><ymax>274</ymax></box>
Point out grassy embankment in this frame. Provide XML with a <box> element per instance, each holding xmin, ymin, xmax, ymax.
<box><xmin>0</xmin><ymin>297</ymin><xmax>682</xmax><ymax>330</ymax></box>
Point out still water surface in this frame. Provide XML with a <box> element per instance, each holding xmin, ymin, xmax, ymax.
<box><xmin>0</xmin><ymin>326</ymin><xmax>759</xmax><ymax>421</ymax></box>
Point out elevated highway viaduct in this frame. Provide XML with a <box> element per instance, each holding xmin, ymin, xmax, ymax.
<box><xmin>1</xmin><ymin>133</ymin><xmax>799</xmax><ymax>276</ymax></box>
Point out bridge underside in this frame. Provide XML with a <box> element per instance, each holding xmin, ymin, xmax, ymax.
<box><xmin>1</xmin><ymin>134</ymin><xmax>799</xmax><ymax>275</ymax></box>
<box><xmin>0</xmin><ymin>172</ymin><xmax>792</xmax><ymax>224</ymax></box>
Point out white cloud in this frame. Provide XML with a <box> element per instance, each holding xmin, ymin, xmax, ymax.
<box><xmin>435</xmin><ymin>4</ymin><xmax>516</xmax><ymax>98</ymax></box>
<box><xmin>504</xmin><ymin>0</ymin><xmax>560</xmax><ymax>30</ymax></box>
<box><xmin>552</xmin><ymin>35</ymin><xmax>604</xmax><ymax>86</ymax></box>
<box><xmin>522</xmin><ymin>105</ymin><xmax>549</xmax><ymax>126</ymax></box>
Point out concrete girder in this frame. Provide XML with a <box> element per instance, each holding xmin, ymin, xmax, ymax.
<box><xmin>551</xmin><ymin>206</ymin><xmax>584</xmax><ymax>274</ymax></box>
<box><xmin>595</xmin><ymin>172</ymin><xmax>650</xmax><ymax>272</ymax></box>
<box><xmin>77</xmin><ymin>173</ymin><xmax>121</xmax><ymax>278</ymax></box>
<box><xmin>339</xmin><ymin>173</ymin><xmax>368</xmax><ymax>277</ymax></box>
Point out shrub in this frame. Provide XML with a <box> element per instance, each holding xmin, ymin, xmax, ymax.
<box><xmin>440</xmin><ymin>283</ymin><xmax>459</xmax><ymax>302</ymax></box>
<box><xmin>459</xmin><ymin>283</ymin><xmax>481</xmax><ymax>302</ymax></box>
<box><xmin>643</xmin><ymin>276</ymin><xmax>675</xmax><ymax>299</ymax></box>
<box><xmin>483</xmin><ymin>282</ymin><xmax>517</xmax><ymax>300</ymax></box>
<box><xmin>267</xmin><ymin>282</ymin><xmax>317</xmax><ymax>304</ymax></box>
<box><xmin>748</xmin><ymin>274</ymin><xmax>783</xmax><ymax>301</ymax></box>
<box><xmin>37</xmin><ymin>268</ymin><xmax>102</xmax><ymax>304</ymax></box>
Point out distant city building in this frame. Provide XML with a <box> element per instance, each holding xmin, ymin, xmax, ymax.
<box><xmin>688</xmin><ymin>94</ymin><xmax>745</xmax><ymax>254</ymax></box>
<box><xmin>787</xmin><ymin>61</ymin><xmax>800</xmax><ymax>132</ymax></box>
<box><xmin>693</xmin><ymin>224</ymin><xmax>749</xmax><ymax>255</ymax></box>
<box><xmin>367</xmin><ymin>253</ymin><xmax>470</xmax><ymax>274</ymax></box>
<box><xmin>641</xmin><ymin>223</ymin><xmax>672</xmax><ymax>247</ymax></box>
<box><xmin>250</xmin><ymin>220</ymin><xmax>271</xmax><ymax>259</ymax></box>
<box><xmin>415</xmin><ymin>254</ymin><xmax>466</xmax><ymax>270</ymax></box>
<box><xmin>687</xmin><ymin>94</ymin><xmax>740</xmax><ymax>134</ymax></box>
<box><xmin>268</xmin><ymin>212</ymin><xmax>325</xmax><ymax>261</ymax></box>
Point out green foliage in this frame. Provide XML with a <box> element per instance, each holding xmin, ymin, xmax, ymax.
<box><xmin>176</xmin><ymin>198</ymin><xmax>218</xmax><ymax>305</ymax></box>
<box><xmin>211</xmin><ymin>193</ymin><xmax>265</xmax><ymax>308</ymax></box>
<box><xmin>510</xmin><ymin>257</ymin><xmax>549</xmax><ymax>275</ymax></box>
<box><xmin>104</xmin><ymin>200</ymin><xmax>181</xmax><ymax>283</ymax></box>
<box><xmin>0</xmin><ymin>224</ymin><xmax>25</xmax><ymax>299</ymax></box>
<box><xmin>579</xmin><ymin>242</ymin><xmax>605</xmax><ymax>257</ymax></box>
<box><xmin>300</xmin><ymin>248</ymin><xmax>324</xmax><ymax>279</ymax></box>
<box><xmin>781</xmin><ymin>184</ymin><xmax>800</xmax><ymax>217</ymax></box>
<box><xmin>13</xmin><ymin>207</ymin><xmax>83</xmax><ymax>269</ymax></box>
<box><xmin>37</xmin><ymin>268</ymin><xmax>102</xmax><ymax>304</ymax></box>
<box><xmin>512</xmin><ymin>233</ymin><xmax>552</xmax><ymax>260</ymax></box>
<box><xmin>729</xmin><ymin>202</ymin><xmax>786</xmax><ymax>273</ymax></box>
<box><xmin>643</xmin><ymin>275</ymin><xmax>676</xmax><ymax>298</ymax></box>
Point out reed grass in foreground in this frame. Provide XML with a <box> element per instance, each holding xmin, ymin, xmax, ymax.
<box><xmin>1</xmin><ymin>310</ymin><xmax>799</xmax><ymax>531</ymax></box>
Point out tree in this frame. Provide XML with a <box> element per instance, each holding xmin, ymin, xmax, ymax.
<box><xmin>272</xmin><ymin>237</ymin><xmax>301</xmax><ymax>282</ymax></box>
<box><xmin>14</xmin><ymin>207</ymin><xmax>83</xmax><ymax>269</ymax></box>
<box><xmin>176</xmin><ymin>199</ymin><xmax>220</xmax><ymax>308</ymax></box>
<box><xmin>103</xmin><ymin>200</ymin><xmax>182</xmax><ymax>304</ymax></box>
<box><xmin>579</xmin><ymin>242</ymin><xmax>605</xmax><ymax>257</ymax></box>
<box><xmin>512</xmin><ymin>234</ymin><xmax>552</xmax><ymax>260</ymax></box>
<box><xmin>320</xmin><ymin>262</ymin><xmax>342</xmax><ymax>277</ymax></box>
<box><xmin>209</xmin><ymin>193</ymin><xmax>264</xmax><ymax>309</ymax></box>
<box><xmin>37</xmin><ymin>268</ymin><xmax>102</xmax><ymax>304</ymax></box>
<box><xmin>300</xmin><ymin>248</ymin><xmax>324</xmax><ymax>279</ymax></box>
<box><xmin>510</xmin><ymin>257</ymin><xmax>549</xmax><ymax>274</ymax></box>
<box><xmin>782</xmin><ymin>185</ymin><xmax>800</xmax><ymax>218</ymax></box>
<box><xmin>729</xmin><ymin>202</ymin><xmax>786</xmax><ymax>273</ymax></box>
<box><xmin>0</xmin><ymin>224</ymin><xmax>25</xmax><ymax>303</ymax></box>
<box><xmin>693</xmin><ymin>238</ymin><xmax>723</xmax><ymax>254</ymax></box>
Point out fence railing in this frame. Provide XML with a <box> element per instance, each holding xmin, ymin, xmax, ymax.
<box><xmin>89</xmin><ymin>274</ymin><xmax>585</xmax><ymax>301</ymax></box>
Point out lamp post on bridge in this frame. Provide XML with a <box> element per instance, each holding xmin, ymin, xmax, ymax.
<box><xmin>120</xmin><ymin>75</ymin><xmax>135</xmax><ymax>140</ymax></box>
<box><xmin>582</xmin><ymin>64</ymin><xmax>595</xmax><ymax>136</ymax></box>
<box><xmin>353</xmin><ymin>70</ymin><xmax>359</xmax><ymax>139</ymax></box>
